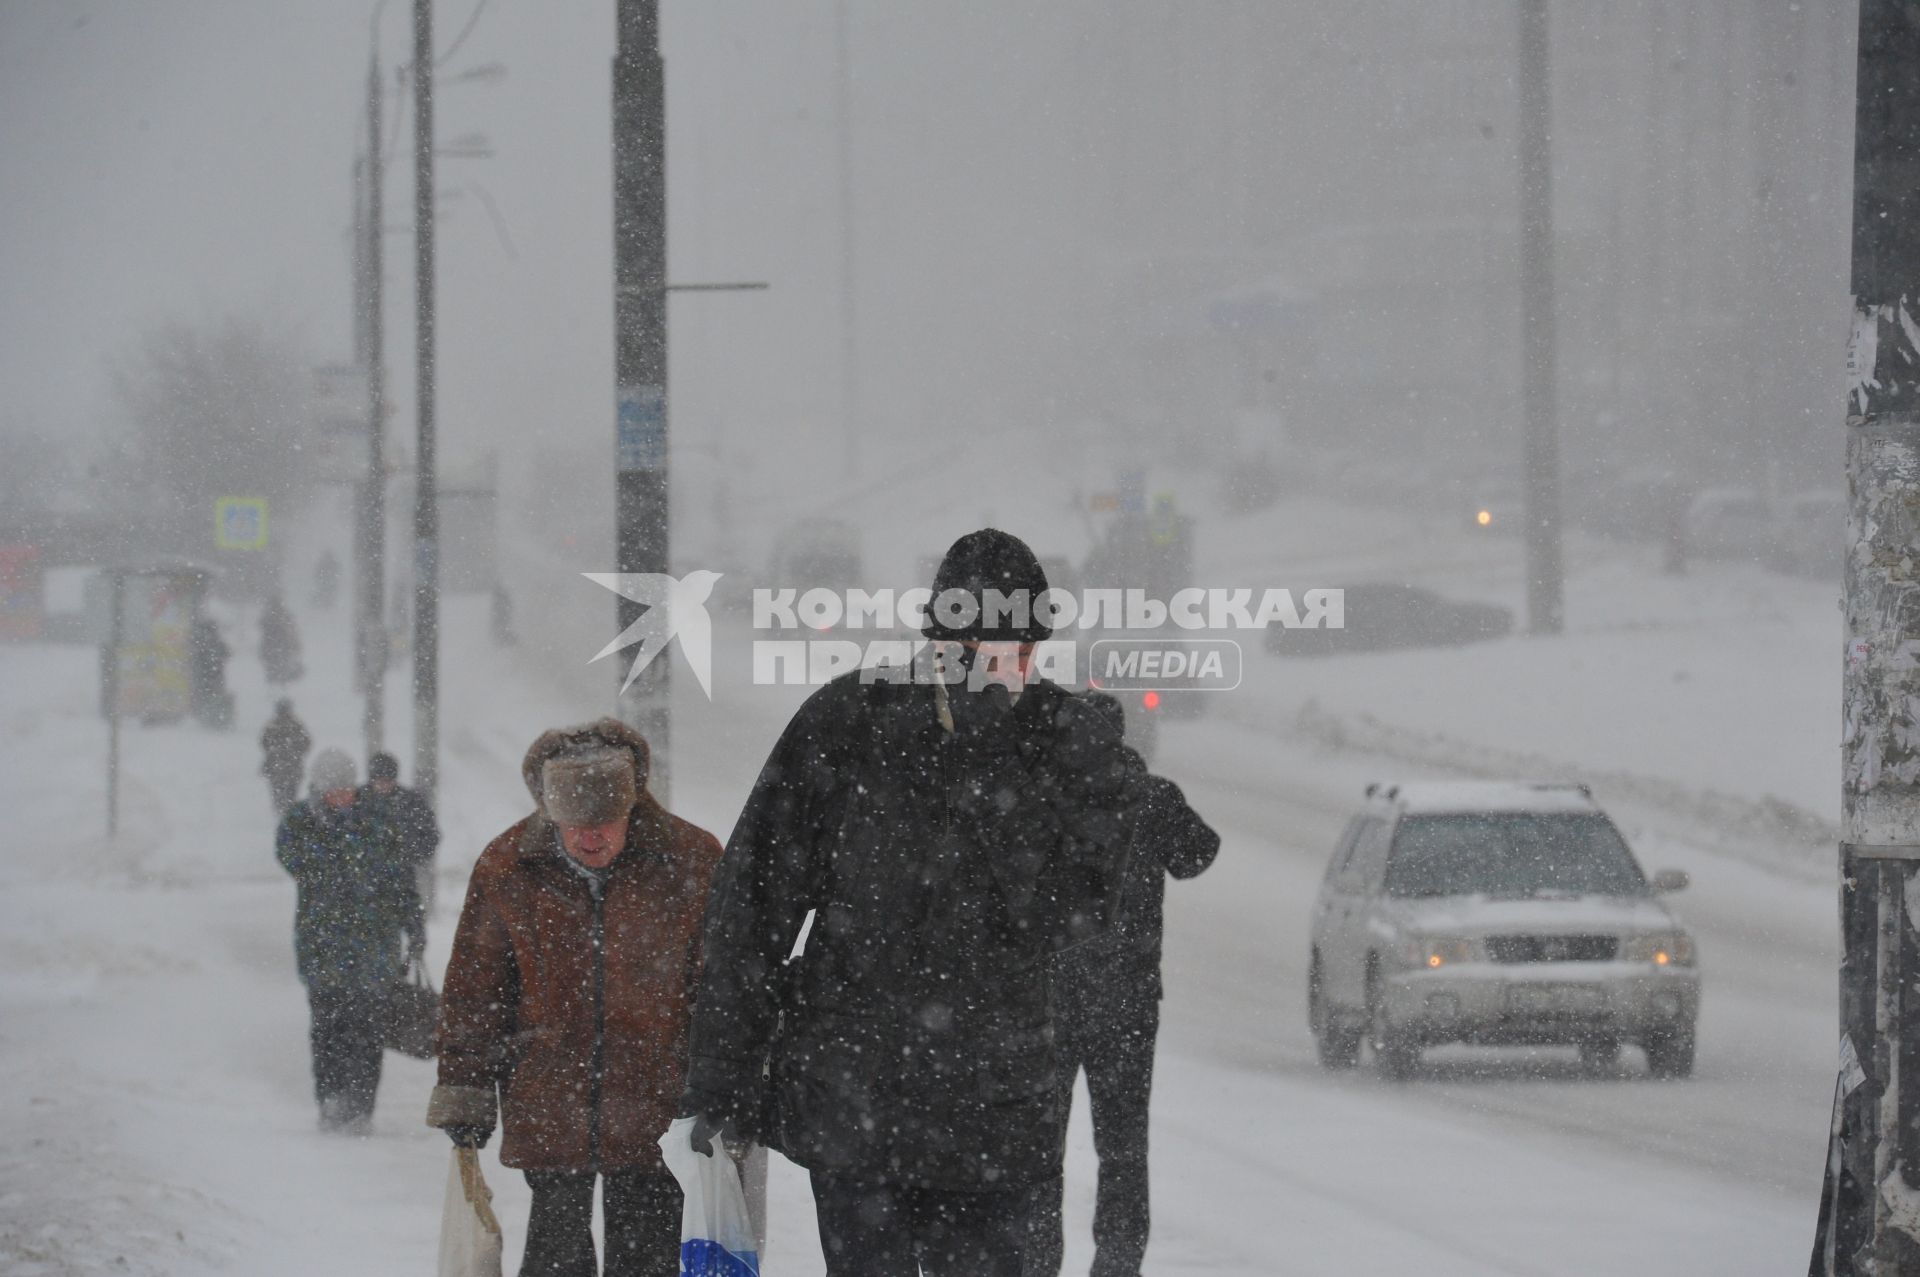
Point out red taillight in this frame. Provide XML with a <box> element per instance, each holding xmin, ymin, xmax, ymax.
<box><xmin>1142</xmin><ymin>691</ymin><xmax>1161</xmax><ymax>711</ymax></box>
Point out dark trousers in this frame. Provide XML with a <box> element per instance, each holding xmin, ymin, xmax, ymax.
<box><xmin>306</xmin><ymin>984</ymin><xmax>383</xmax><ymax>1124</ymax></box>
<box><xmin>811</xmin><ymin>1173</ymin><xmax>1027</xmax><ymax>1277</ymax></box>
<box><xmin>1025</xmin><ymin>990</ymin><xmax>1159</xmax><ymax>1277</ymax></box>
<box><xmin>268</xmin><ymin>770</ymin><xmax>301</xmax><ymax>814</ymax></box>
<box><xmin>521</xmin><ymin>1170</ymin><xmax>680</xmax><ymax>1277</ymax></box>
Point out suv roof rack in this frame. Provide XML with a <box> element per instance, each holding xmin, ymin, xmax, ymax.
<box><xmin>1531</xmin><ymin>781</ymin><xmax>1593</xmax><ymax>798</ymax></box>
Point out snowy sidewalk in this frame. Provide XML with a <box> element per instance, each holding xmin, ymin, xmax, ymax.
<box><xmin>0</xmin><ymin>516</ymin><xmax>1838</xmax><ymax>1273</ymax></box>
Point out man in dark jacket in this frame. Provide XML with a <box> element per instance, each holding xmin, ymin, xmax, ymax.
<box><xmin>427</xmin><ymin>719</ymin><xmax>725</xmax><ymax>1277</ymax></box>
<box><xmin>683</xmin><ymin>529</ymin><xmax>1139</xmax><ymax>1277</ymax></box>
<box><xmin>276</xmin><ymin>748</ymin><xmax>423</xmax><ymax>1134</ymax></box>
<box><xmin>260</xmin><ymin>594</ymin><xmax>304</xmax><ymax>686</ymax></box>
<box><xmin>188</xmin><ymin>614</ymin><xmax>232</xmax><ymax>728</ymax></box>
<box><xmin>260</xmin><ymin>699</ymin><xmax>311</xmax><ymax>814</ymax></box>
<box><xmin>362</xmin><ymin>750</ymin><xmax>440</xmax><ymax>908</ymax></box>
<box><xmin>1024</xmin><ymin>694</ymin><xmax>1220</xmax><ymax>1277</ymax></box>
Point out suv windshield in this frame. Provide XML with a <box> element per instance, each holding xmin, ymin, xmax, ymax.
<box><xmin>1383</xmin><ymin>812</ymin><xmax>1647</xmax><ymax>899</ymax></box>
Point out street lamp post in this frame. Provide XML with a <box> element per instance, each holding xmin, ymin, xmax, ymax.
<box><xmin>412</xmin><ymin>0</ymin><xmax>439</xmax><ymax>805</ymax></box>
<box><xmin>612</xmin><ymin>0</ymin><xmax>671</xmax><ymax>796</ymax></box>
<box><xmin>358</xmin><ymin>7</ymin><xmax>390</xmax><ymax>760</ymax></box>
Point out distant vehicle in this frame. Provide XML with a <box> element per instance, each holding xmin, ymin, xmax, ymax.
<box><xmin>1767</xmin><ymin>490</ymin><xmax>1845</xmax><ymax>579</ymax></box>
<box><xmin>1308</xmin><ymin>781</ymin><xmax>1700</xmax><ymax>1080</ymax></box>
<box><xmin>1683</xmin><ymin>487</ymin><xmax>1772</xmax><ymax>561</ymax></box>
<box><xmin>1263</xmin><ymin>583</ymin><xmax>1511</xmax><ymax>657</ymax></box>
<box><xmin>772</xmin><ymin>517</ymin><xmax>863</xmax><ymax>592</ymax></box>
<box><xmin>1419</xmin><ymin>463</ymin><xmax>1521</xmax><ymax>533</ymax></box>
<box><xmin>1456</xmin><ymin>482</ymin><xmax>1522</xmax><ymax>534</ymax></box>
<box><xmin>1029</xmin><ymin>555</ymin><xmax>1200</xmax><ymax>730</ymax></box>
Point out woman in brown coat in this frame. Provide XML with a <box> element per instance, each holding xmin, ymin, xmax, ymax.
<box><xmin>426</xmin><ymin>718</ymin><xmax>724</xmax><ymax>1277</ymax></box>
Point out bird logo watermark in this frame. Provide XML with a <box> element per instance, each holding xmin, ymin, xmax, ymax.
<box><xmin>582</xmin><ymin>571</ymin><xmax>723</xmax><ymax>699</ymax></box>
<box><xmin>583</xmin><ymin>577</ymin><xmax>1350</xmax><ymax>699</ymax></box>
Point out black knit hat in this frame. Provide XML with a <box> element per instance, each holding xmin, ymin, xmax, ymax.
<box><xmin>921</xmin><ymin>528</ymin><xmax>1053</xmax><ymax>642</ymax></box>
<box><xmin>368</xmin><ymin>751</ymin><xmax>400</xmax><ymax>783</ymax></box>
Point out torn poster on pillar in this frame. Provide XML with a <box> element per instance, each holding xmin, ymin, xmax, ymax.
<box><xmin>1840</xmin><ymin>1033</ymin><xmax>1868</xmax><ymax>1096</ymax></box>
<box><xmin>1849</xmin><ymin>297</ymin><xmax>1920</xmax><ymax>417</ymax></box>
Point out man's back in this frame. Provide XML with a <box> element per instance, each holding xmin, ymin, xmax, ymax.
<box><xmin>691</xmin><ymin>670</ymin><xmax>1138</xmax><ymax>1190</ymax></box>
<box><xmin>1052</xmin><ymin>770</ymin><xmax>1219</xmax><ymax>999</ymax></box>
<box><xmin>364</xmin><ymin>783</ymin><xmax>439</xmax><ymax>865</ymax></box>
<box><xmin>262</xmin><ymin>714</ymin><xmax>310</xmax><ymax>764</ymax></box>
<box><xmin>277</xmin><ymin>801</ymin><xmax>415</xmax><ymax>991</ymax></box>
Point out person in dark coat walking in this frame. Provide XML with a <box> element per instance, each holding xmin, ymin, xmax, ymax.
<box><xmin>363</xmin><ymin>750</ymin><xmax>440</xmax><ymax>907</ymax></box>
<box><xmin>312</xmin><ymin>549</ymin><xmax>341</xmax><ymax>611</ymax></box>
<box><xmin>259</xmin><ymin>594</ymin><xmax>304</xmax><ymax>686</ymax></box>
<box><xmin>260</xmin><ymin>699</ymin><xmax>313</xmax><ymax>814</ymax></box>
<box><xmin>276</xmin><ymin>748</ymin><xmax>423</xmax><ymax>1134</ymax></box>
<box><xmin>427</xmin><ymin>719</ymin><xmax>726</xmax><ymax>1277</ymax></box>
<box><xmin>188</xmin><ymin>614</ymin><xmax>233</xmax><ymax>728</ymax></box>
<box><xmin>1023</xmin><ymin>693</ymin><xmax>1220</xmax><ymax>1277</ymax></box>
<box><xmin>683</xmin><ymin>529</ymin><xmax>1139</xmax><ymax>1277</ymax></box>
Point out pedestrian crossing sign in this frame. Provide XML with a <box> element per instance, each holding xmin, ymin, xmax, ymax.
<box><xmin>215</xmin><ymin>497</ymin><xmax>269</xmax><ymax>550</ymax></box>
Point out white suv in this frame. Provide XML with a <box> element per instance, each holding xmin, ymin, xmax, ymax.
<box><xmin>1307</xmin><ymin>782</ymin><xmax>1700</xmax><ymax>1080</ymax></box>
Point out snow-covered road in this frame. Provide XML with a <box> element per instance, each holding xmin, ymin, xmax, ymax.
<box><xmin>1142</xmin><ymin>721</ymin><xmax>1825</xmax><ymax>1274</ymax></box>
<box><xmin>0</xmin><ymin>493</ymin><xmax>1837</xmax><ymax>1274</ymax></box>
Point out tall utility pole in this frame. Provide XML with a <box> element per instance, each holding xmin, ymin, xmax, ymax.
<box><xmin>1815</xmin><ymin>6</ymin><xmax>1920</xmax><ymax>1273</ymax></box>
<box><xmin>836</xmin><ymin>0</ymin><xmax>860</xmax><ymax>478</ymax></box>
<box><xmin>412</xmin><ymin>0</ymin><xmax>440</xmax><ymax>806</ymax></box>
<box><xmin>359</xmin><ymin>37</ymin><xmax>389</xmax><ymax>759</ymax></box>
<box><xmin>1515</xmin><ymin>0</ymin><xmax>1563</xmax><ymax>635</ymax></box>
<box><xmin>613</xmin><ymin>0</ymin><xmax>671</xmax><ymax>800</ymax></box>
<box><xmin>352</xmin><ymin>156</ymin><xmax>370</xmax><ymax>369</ymax></box>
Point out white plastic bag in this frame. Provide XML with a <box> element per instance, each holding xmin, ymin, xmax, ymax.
<box><xmin>436</xmin><ymin>1146</ymin><xmax>504</xmax><ymax>1277</ymax></box>
<box><xmin>659</xmin><ymin>1117</ymin><xmax>761</xmax><ymax>1277</ymax></box>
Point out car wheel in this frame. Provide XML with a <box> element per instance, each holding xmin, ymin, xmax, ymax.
<box><xmin>1645</xmin><ymin>1025</ymin><xmax>1696</xmax><ymax>1079</ymax></box>
<box><xmin>1366</xmin><ymin>966</ymin><xmax>1418</xmax><ymax>1082</ymax></box>
<box><xmin>1577</xmin><ymin>1037</ymin><xmax>1621</xmax><ymax>1074</ymax></box>
<box><xmin>1310</xmin><ymin>954</ymin><xmax>1361</xmax><ymax>1070</ymax></box>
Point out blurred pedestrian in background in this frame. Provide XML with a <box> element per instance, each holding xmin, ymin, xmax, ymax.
<box><xmin>490</xmin><ymin>583</ymin><xmax>517</xmax><ymax>647</ymax></box>
<box><xmin>362</xmin><ymin>750</ymin><xmax>440</xmax><ymax>908</ymax></box>
<box><xmin>259</xmin><ymin>594</ymin><xmax>304</xmax><ymax>686</ymax></box>
<box><xmin>188</xmin><ymin>612</ymin><xmax>233</xmax><ymax>729</ymax></box>
<box><xmin>276</xmin><ymin>748</ymin><xmax>424</xmax><ymax>1135</ymax></box>
<box><xmin>312</xmin><ymin>549</ymin><xmax>340</xmax><ymax>611</ymax></box>
<box><xmin>259</xmin><ymin>698</ymin><xmax>312</xmax><ymax>815</ymax></box>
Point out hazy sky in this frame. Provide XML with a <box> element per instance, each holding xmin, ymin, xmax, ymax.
<box><xmin>0</xmin><ymin>3</ymin><xmax>809</xmax><ymax>464</ymax></box>
<box><xmin>0</xmin><ymin>0</ymin><xmax>1856</xmax><ymax>529</ymax></box>
<box><xmin>0</xmin><ymin>1</ymin><xmax>1106</xmax><ymax>495</ymax></box>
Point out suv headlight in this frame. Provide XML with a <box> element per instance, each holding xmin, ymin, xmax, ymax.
<box><xmin>1401</xmin><ymin>936</ymin><xmax>1480</xmax><ymax>969</ymax></box>
<box><xmin>1622</xmin><ymin>932</ymin><xmax>1695</xmax><ymax>967</ymax></box>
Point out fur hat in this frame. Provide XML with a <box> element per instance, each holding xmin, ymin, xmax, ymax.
<box><xmin>309</xmin><ymin>748</ymin><xmax>358</xmax><ymax>796</ymax></box>
<box><xmin>521</xmin><ymin>718</ymin><xmax>652</xmax><ymax>825</ymax></box>
<box><xmin>540</xmin><ymin>747</ymin><xmax>638</xmax><ymax>826</ymax></box>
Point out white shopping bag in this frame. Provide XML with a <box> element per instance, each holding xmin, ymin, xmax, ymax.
<box><xmin>436</xmin><ymin>1146</ymin><xmax>504</xmax><ymax>1277</ymax></box>
<box><xmin>659</xmin><ymin>1117</ymin><xmax>761</xmax><ymax>1277</ymax></box>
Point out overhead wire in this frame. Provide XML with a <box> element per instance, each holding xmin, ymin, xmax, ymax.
<box><xmin>436</xmin><ymin>0</ymin><xmax>494</xmax><ymax>68</ymax></box>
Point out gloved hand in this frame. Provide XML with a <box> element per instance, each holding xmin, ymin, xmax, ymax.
<box><xmin>444</xmin><ymin>1124</ymin><xmax>492</xmax><ymax>1149</ymax></box>
<box><xmin>688</xmin><ymin>1111</ymin><xmax>732</xmax><ymax>1158</ymax></box>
